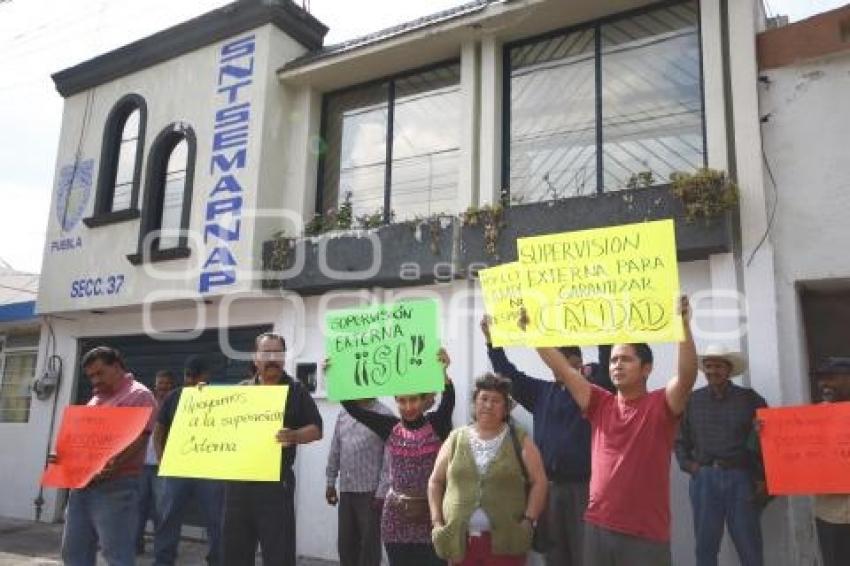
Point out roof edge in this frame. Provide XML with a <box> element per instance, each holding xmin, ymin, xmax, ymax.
<box><xmin>0</xmin><ymin>301</ymin><xmax>37</xmax><ymax>323</ymax></box>
<box><xmin>758</xmin><ymin>4</ymin><xmax>850</xmax><ymax>71</ymax></box>
<box><xmin>278</xmin><ymin>0</ymin><xmax>505</xmax><ymax>75</ymax></box>
<box><xmin>52</xmin><ymin>0</ymin><xmax>328</xmax><ymax>98</ymax></box>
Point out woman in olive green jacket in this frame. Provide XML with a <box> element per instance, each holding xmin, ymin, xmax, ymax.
<box><xmin>428</xmin><ymin>373</ymin><xmax>547</xmax><ymax>564</ymax></box>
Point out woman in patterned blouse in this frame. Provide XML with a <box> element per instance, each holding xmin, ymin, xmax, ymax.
<box><xmin>341</xmin><ymin>349</ymin><xmax>455</xmax><ymax>566</ymax></box>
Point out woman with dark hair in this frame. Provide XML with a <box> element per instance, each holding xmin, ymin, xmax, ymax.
<box><xmin>428</xmin><ymin>373</ymin><xmax>547</xmax><ymax>565</ymax></box>
<box><xmin>338</xmin><ymin>349</ymin><xmax>455</xmax><ymax>566</ymax></box>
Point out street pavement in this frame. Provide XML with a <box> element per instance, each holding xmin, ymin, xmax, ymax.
<box><xmin>0</xmin><ymin>516</ymin><xmax>337</xmax><ymax>565</ymax></box>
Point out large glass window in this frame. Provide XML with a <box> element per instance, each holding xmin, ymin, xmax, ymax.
<box><xmin>0</xmin><ymin>345</ymin><xmax>37</xmax><ymax>424</ymax></box>
<box><xmin>323</xmin><ymin>83</ymin><xmax>389</xmax><ymax>220</ymax></box>
<box><xmin>506</xmin><ymin>0</ymin><xmax>704</xmax><ymax>200</ymax></box>
<box><xmin>320</xmin><ymin>63</ymin><xmax>461</xmax><ymax>222</ymax></box>
<box><xmin>510</xmin><ymin>28</ymin><xmax>597</xmax><ymax>201</ymax></box>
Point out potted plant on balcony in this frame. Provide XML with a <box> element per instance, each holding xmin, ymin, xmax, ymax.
<box><xmin>669</xmin><ymin>168</ymin><xmax>739</xmax><ymax>224</ymax></box>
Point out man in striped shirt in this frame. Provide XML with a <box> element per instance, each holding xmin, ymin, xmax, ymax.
<box><xmin>326</xmin><ymin>398</ymin><xmax>393</xmax><ymax>566</ymax></box>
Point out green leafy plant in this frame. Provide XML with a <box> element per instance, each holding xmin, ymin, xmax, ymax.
<box><xmin>335</xmin><ymin>191</ymin><xmax>354</xmax><ymax>230</ymax></box>
<box><xmin>356</xmin><ymin>209</ymin><xmax>385</xmax><ymax>230</ymax></box>
<box><xmin>626</xmin><ymin>170</ymin><xmax>655</xmax><ymax>190</ymax></box>
<box><xmin>670</xmin><ymin>168</ymin><xmax>739</xmax><ymax>223</ymax></box>
<box><xmin>402</xmin><ymin>213</ymin><xmax>451</xmax><ymax>255</ymax></box>
<box><xmin>304</xmin><ymin>213</ymin><xmax>325</xmax><ymax>237</ymax></box>
<box><xmin>462</xmin><ymin>203</ymin><xmax>505</xmax><ymax>258</ymax></box>
<box><xmin>267</xmin><ymin>230</ymin><xmax>292</xmax><ymax>271</ymax></box>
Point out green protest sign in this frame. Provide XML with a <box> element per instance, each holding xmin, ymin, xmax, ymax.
<box><xmin>325</xmin><ymin>300</ymin><xmax>443</xmax><ymax>401</ymax></box>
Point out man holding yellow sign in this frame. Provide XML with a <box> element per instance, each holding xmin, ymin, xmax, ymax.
<box><xmin>480</xmin><ymin>220</ymin><xmax>698</xmax><ymax>565</ymax></box>
<box><xmin>221</xmin><ymin>332</ymin><xmax>323</xmax><ymax>566</ymax></box>
<box><xmin>480</xmin><ymin>219</ymin><xmax>682</xmax><ymax>348</ymax></box>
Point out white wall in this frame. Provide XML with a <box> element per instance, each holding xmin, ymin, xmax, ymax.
<box><xmin>758</xmin><ymin>50</ymin><xmax>850</xmax><ymax>566</ymax></box>
<box><xmin>0</xmin><ymin>320</ymin><xmax>47</xmax><ymax>520</ymax></box>
<box><xmin>37</xmin><ymin>24</ymin><xmax>308</xmax><ymax>314</ymax></box>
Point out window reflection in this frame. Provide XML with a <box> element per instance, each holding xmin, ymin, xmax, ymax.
<box><xmin>601</xmin><ymin>1</ymin><xmax>703</xmax><ymax>189</ymax></box>
<box><xmin>321</xmin><ymin>63</ymin><xmax>461</xmax><ymax>223</ymax></box>
<box><xmin>391</xmin><ymin>66</ymin><xmax>460</xmax><ymax>220</ymax></box>
<box><xmin>510</xmin><ymin>28</ymin><xmax>596</xmax><ymax>202</ymax></box>
<box><xmin>507</xmin><ymin>1</ymin><xmax>704</xmax><ymax>199</ymax></box>
<box><xmin>323</xmin><ymin>83</ymin><xmax>388</xmax><ymax>221</ymax></box>
<box><xmin>158</xmin><ymin>139</ymin><xmax>187</xmax><ymax>250</ymax></box>
<box><xmin>112</xmin><ymin>108</ymin><xmax>140</xmax><ymax>211</ymax></box>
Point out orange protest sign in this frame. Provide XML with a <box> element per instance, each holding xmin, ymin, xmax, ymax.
<box><xmin>41</xmin><ymin>405</ymin><xmax>153</xmax><ymax>489</ymax></box>
<box><xmin>758</xmin><ymin>403</ymin><xmax>850</xmax><ymax>495</ymax></box>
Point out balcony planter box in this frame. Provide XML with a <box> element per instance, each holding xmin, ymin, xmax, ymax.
<box><xmin>460</xmin><ymin>185</ymin><xmax>733</xmax><ymax>271</ymax></box>
<box><xmin>262</xmin><ymin>217</ymin><xmax>457</xmax><ymax>294</ymax></box>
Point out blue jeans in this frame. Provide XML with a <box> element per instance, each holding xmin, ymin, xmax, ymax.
<box><xmin>689</xmin><ymin>467</ymin><xmax>763</xmax><ymax>566</ymax></box>
<box><xmin>61</xmin><ymin>475</ymin><xmax>140</xmax><ymax>566</ymax></box>
<box><xmin>135</xmin><ymin>465</ymin><xmax>160</xmax><ymax>550</ymax></box>
<box><xmin>154</xmin><ymin>477</ymin><xmax>224</xmax><ymax>566</ymax></box>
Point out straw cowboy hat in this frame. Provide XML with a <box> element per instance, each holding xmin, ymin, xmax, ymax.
<box><xmin>698</xmin><ymin>344</ymin><xmax>747</xmax><ymax>377</ymax></box>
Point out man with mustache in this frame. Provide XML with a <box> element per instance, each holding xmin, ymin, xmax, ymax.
<box><xmin>221</xmin><ymin>332</ymin><xmax>323</xmax><ymax>565</ymax></box>
<box><xmin>60</xmin><ymin>346</ymin><xmax>157</xmax><ymax>566</ymax></box>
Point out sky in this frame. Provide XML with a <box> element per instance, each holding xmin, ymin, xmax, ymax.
<box><xmin>0</xmin><ymin>0</ymin><xmax>845</xmax><ymax>274</ymax></box>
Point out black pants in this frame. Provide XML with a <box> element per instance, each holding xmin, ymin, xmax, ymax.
<box><xmin>816</xmin><ymin>518</ymin><xmax>850</xmax><ymax>566</ymax></box>
<box><xmin>385</xmin><ymin>542</ymin><xmax>444</xmax><ymax>566</ymax></box>
<box><xmin>222</xmin><ymin>470</ymin><xmax>296</xmax><ymax>566</ymax></box>
<box><xmin>338</xmin><ymin>492</ymin><xmax>382</xmax><ymax>566</ymax></box>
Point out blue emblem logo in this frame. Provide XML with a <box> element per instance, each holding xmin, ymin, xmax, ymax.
<box><xmin>55</xmin><ymin>159</ymin><xmax>93</xmax><ymax>232</ymax></box>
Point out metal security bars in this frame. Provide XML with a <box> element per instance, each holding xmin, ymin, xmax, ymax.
<box><xmin>505</xmin><ymin>0</ymin><xmax>705</xmax><ymax>202</ymax></box>
<box><xmin>318</xmin><ymin>62</ymin><xmax>462</xmax><ymax>223</ymax></box>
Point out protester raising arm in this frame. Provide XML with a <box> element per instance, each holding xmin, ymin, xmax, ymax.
<box><xmin>664</xmin><ymin>295</ymin><xmax>698</xmax><ymax>416</ymax></box>
<box><xmin>480</xmin><ymin>315</ymin><xmax>543</xmax><ymax>412</ymax></box>
<box><xmin>426</xmin><ymin>348</ymin><xmax>455</xmax><ymax>441</ymax></box>
<box><xmin>337</xmin><ymin>348</ymin><xmax>453</xmax><ymax>441</ymax></box>
<box><xmin>536</xmin><ymin>347</ymin><xmax>592</xmax><ymax>411</ymax></box>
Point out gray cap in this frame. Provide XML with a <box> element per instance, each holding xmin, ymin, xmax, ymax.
<box><xmin>814</xmin><ymin>357</ymin><xmax>850</xmax><ymax>376</ymax></box>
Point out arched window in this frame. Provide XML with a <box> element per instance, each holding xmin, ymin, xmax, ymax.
<box><xmin>128</xmin><ymin>123</ymin><xmax>196</xmax><ymax>264</ymax></box>
<box><xmin>86</xmin><ymin>94</ymin><xmax>146</xmax><ymax>227</ymax></box>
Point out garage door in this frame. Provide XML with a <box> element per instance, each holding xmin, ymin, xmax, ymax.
<box><xmin>74</xmin><ymin>324</ymin><xmax>271</xmax><ymax>404</ymax></box>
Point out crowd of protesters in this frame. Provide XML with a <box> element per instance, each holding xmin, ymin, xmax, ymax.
<box><xmin>54</xmin><ymin>296</ymin><xmax>849</xmax><ymax>566</ymax></box>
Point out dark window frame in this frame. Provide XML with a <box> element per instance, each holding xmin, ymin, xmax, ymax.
<box><xmin>84</xmin><ymin>93</ymin><xmax>146</xmax><ymax>228</ymax></box>
<box><xmin>315</xmin><ymin>58</ymin><xmax>462</xmax><ymax>223</ymax></box>
<box><xmin>501</xmin><ymin>0</ymin><xmax>707</xmax><ymax>201</ymax></box>
<box><xmin>127</xmin><ymin>123</ymin><xmax>196</xmax><ymax>265</ymax></box>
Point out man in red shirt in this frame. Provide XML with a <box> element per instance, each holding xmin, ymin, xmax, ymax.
<box><xmin>60</xmin><ymin>346</ymin><xmax>157</xmax><ymax>566</ymax></box>
<box><xmin>535</xmin><ymin>296</ymin><xmax>697</xmax><ymax>566</ymax></box>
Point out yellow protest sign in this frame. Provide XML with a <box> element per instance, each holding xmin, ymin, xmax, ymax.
<box><xmin>517</xmin><ymin>219</ymin><xmax>682</xmax><ymax>346</ymax></box>
<box><xmin>159</xmin><ymin>385</ymin><xmax>288</xmax><ymax>481</ymax></box>
<box><xmin>478</xmin><ymin>262</ymin><xmax>526</xmax><ymax>347</ymax></box>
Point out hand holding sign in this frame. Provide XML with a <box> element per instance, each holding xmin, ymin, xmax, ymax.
<box><xmin>480</xmin><ymin>220</ymin><xmax>682</xmax><ymax>347</ymax></box>
<box><xmin>758</xmin><ymin>403</ymin><xmax>850</xmax><ymax>494</ymax></box>
<box><xmin>325</xmin><ymin>300</ymin><xmax>444</xmax><ymax>401</ymax></box>
<box><xmin>158</xmin><ymin>385</ymin><xmax>288</xmax><ymax>481</ymax></box>
<box><xmin>41</xmin><ymin>406</ymin><xmax>153</xmax><ymax>489</ymax></box>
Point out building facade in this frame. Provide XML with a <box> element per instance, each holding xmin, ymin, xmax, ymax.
<box><xmin>1</xmin><ymin>0</ymin><xmax>839</xmax><ymax>563</ymax></box>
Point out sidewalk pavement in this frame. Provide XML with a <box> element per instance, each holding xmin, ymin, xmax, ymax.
<box><xmin>0</xmin><ymin>516</ymin><xmax>338</xmax><ymax>565</ymax></box>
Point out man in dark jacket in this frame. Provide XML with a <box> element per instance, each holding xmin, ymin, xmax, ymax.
<box><xmin>480</xmin><ymin>316</ymin><xmax>614</xmax><ymax>566</ymax></box>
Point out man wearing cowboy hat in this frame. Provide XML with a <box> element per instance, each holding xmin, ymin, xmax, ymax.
<box><xmin>675</xmin><ymin>344</ymin><xmax>768</xmax><ymax>566</ymax></box>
